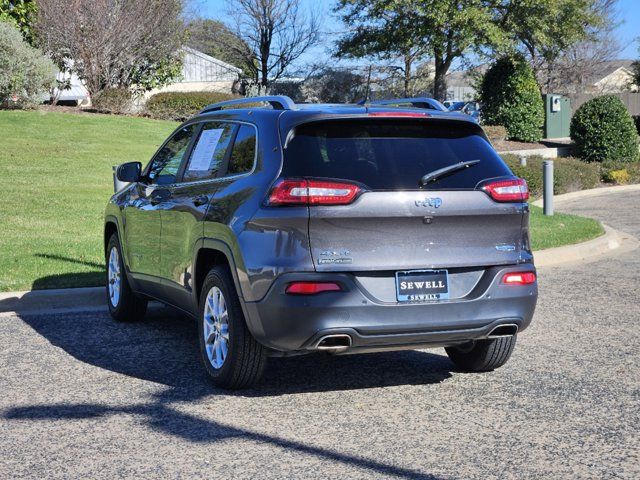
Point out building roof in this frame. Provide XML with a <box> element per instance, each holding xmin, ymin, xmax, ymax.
<box><xmin>584</xmin><ymin>59</ymin><xmax>635</xmax><ymax>86</ymax></box>
<box><xmin>181</xmin><ymin>46</ymin><xmax>242</xmax><ymax>74</ymax></box>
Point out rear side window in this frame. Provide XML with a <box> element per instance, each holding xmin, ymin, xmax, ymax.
<box><xmin>228</xmin><ymin>125</ymin><xmax>256</xmax><ymax>175</ymax></box>
<box><xmin>282</xmin><ymin>120</ymin><xmax>512</xmax><ymax>190</ymax></box>
<box><xmin>183</xmin><ymin>122</ymin><xmax>235</xmax><ymax>182</ymax></box>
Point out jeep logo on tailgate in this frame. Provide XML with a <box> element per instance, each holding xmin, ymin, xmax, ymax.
<box><xmin>415</xmin><ymin>197</ymin><xmax>442</xmax><ymax>208</ymax></box>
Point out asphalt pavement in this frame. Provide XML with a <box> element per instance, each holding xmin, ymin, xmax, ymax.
<box><xmin>1</xmin><ymin>191</ymin><xmax>639</xmax><ymax>479</ymax></box>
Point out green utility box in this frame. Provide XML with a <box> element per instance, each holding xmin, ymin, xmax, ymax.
<box><xmin>543</xmin><ymin>94</ymin><xmax>571</xmax><ymax>139</ymax></box>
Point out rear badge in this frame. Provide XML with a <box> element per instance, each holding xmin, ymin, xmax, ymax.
<box><xmin>495</xmin><ymin>244</ymin><xmax>516</xmax><ymax>252</ymax></box>
<box><xmin>415</xmin><ymin>197</ymin><xmax>442</xmax><ymax>208</ymax></box>
<box><xmin>318</xmin><ymin>250</ymin><xmax>352</xmax><ymax>265</ymax></box>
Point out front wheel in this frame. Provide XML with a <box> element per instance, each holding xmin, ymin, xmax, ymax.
<box><xmin>198</xmin><ymin>266</ymin><xmax>267</xmax><ymax>389</ymax></box>
<box><xmin>445</xmin><ymin>335</ymin><xmax>517</xmax><ymax>372</ymax></box>
<box><xmin>106</xmin><ymin>233</ymin><xmax>147</xmax><ymax>322</ymax></box>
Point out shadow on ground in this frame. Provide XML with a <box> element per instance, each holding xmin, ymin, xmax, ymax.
<box><xmin>3</xmin><ymin>305</ymin><xmax>454</xmax><ymax>478</ymax></box>
<box><xmin>30</xmin><ymin>254</ymin><xmax>105</xmax><ymax>290</ymax></box>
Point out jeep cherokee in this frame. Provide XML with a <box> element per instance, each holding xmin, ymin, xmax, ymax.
<box><xmin>104</xmin><ymin>96</ymin><xmax>538</xmax><ymax>389</ymax></box>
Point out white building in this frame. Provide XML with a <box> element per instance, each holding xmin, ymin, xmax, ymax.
<box><xmin>146</xmin><ymin>47</ymin><xmax>242</xmax><ymax>97</ymax></box>
<box><xmin>54</xmin><ymin>47</ymin><xmax>242</xmax><ymax>106</ymax></box>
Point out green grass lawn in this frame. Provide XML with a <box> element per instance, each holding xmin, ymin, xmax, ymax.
<box><xmin>0</xmin><ymin>110</ymin><xmax>177</xmax><ymax>291</ymax></box>
<box><xmin>0</xmin><ymin>110</ymin><xmax>604</xmax><ymax>291</ymax></box>
<box><xmin>529</xmin><ymin>205</ymin><xmax>604</xmax><ymax>250</ymax></box>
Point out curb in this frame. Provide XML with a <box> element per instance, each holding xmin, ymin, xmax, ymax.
<box><xmin>531</xmin><ymin>184</ymin><xmax>640</xmax><ymax>207</ymax></box>
<box><xmin>533</xmin><ymin>223</ymin><xmax>638</xmax><ymax>268</ymax></box>
<box><xmin>0</xmin><ymin>286</ymin><xmax>106</xmax><ymax>318</ymax></box>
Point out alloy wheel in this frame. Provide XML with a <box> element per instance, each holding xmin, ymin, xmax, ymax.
<box><xmin>203</xmin><ymin>286</ymin><xmax>230</xmax><ymax>369</ymax></box>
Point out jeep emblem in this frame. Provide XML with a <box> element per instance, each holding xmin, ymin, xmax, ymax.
<box><xmin>415</xmin><ymin>197</ymin><xmax>442</xmax><ymax>208</ymax></box>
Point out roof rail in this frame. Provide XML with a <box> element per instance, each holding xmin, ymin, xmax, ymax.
<box><xmin>200</xmin><ymin>95</ymin><xmax>297</xmax><ymax>113</ymax></box>
<box><xmin>368</xmin><ymin>97</ymin><xmax>447</xmax><ymax>112</ymax></box>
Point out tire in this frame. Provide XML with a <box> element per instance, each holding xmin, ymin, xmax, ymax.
<box><xmin>106</xmin><ymin>233</ymin><xmax>147</xmax><ymax>322</ymax></box>
<box><xmin>445</xmin><ymin>335</ymin><xmax>517</xmax><ymax>372</ymax></box>
<box><xmin>198</xmin><ymin>265</ymin><xmax>267</xmax><ymax>389</ymax></box>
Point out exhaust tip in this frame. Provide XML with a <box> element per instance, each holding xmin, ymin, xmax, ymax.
<box><xmin>487</xmin><ymin>324</ymin><xmax>518</xmax><ymax>338</ymax></box>
<box><xmin>315</xmin><ymin>334</ymin><xmax>352</xmax><ymax>352</ymax></box>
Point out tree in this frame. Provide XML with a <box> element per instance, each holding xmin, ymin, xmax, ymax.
<box><xmin>632</xmin><ymin>40</ymin><xmax>640</xmax><ymax>90</ymax></box>
<box><xmin>185</xmin><ymin>18</ymin><xmax>253</xmax><ymax>77</ymax></box>
<box><xmin>335</xmin><ymin>0</ymin><xmax>502</xmax><ymax>101</ymax></box>
<box><xmin>496</xmin><ymin>0</ymin><xmax>611</xmax><ymax>92</ymax></box>
<box><xmin>228</xmin><ymin>0</ymin><xmax>321</xmax><ymax>88</ymax></box>
<box><xmin>0</xmin><ymin>20</ymin><xmax>55</xmax><ymax>106</ymax></box>
<box><xmin>334</xmin><ymin>1</ymin><xmax>430</xmax><ymax>97</ymax></box>
<box><xmin>36</xmin><ymin>0</ymin><xmax>185</xmax><ymax>96</ymax></box>
<box><xmin>301</xmin><ymin>67</ymin><xmax>367</xmax><ymax>103</ymax></box>
<box><xmin>0</xmin><ymin>0</ymin><xmax>36</xmax><ymax>44</ymax></box>
<box><xmin>479</xmin><ymin>56</ymin><xmax>544</xmax><ymax>142</ymax></box>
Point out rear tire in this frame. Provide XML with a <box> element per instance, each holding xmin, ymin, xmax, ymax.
<box><xmin>445</xmin><ymin>335</ymin><xmax>517</xmax><ymax>372</ymax></box>
<box><xmin>106</xmin><ymin>233</ymin><xmax>147</xmax><ymax>322</ymax></box>
<box><xmin>198</xmin><ymin>265</ymin><xmax>267</xmax><ymax>389</ymax></box>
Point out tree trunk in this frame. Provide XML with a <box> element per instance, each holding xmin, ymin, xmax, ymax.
<box><xmin>403</xmin><ymin>54</ymin><xmax>412</xmax><ymax>97</ymax></box>
<box><xmin>432</xmin><ymin>58</ymin><xmax>448</xmax><ymax>101</ymax></box>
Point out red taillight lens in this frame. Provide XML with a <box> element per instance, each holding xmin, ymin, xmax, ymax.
<box><xmin>268</xmin><ymin>179</ymin><xmax>361</xmax><ymax>206</ymax></box>
<box><xmin>482</xmin><ymin>178</ymin><xmax>529</xmax><ymax>202</ymax></box>
<box><xmin>502</xmin><ymin>272</ymin><xmax>536</xmax><ymax>285</ymax></box>
<box><xmin>285</xmin><ymin>282</ymin><xmax>343</xmax><ymax>295</ymax></box>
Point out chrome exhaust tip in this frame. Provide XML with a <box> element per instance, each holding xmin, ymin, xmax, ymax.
<box><xmin>314</xmin><ymin>334</ymin><xmax>352</xmax><ymax>353</ymax></box>
<box><xmin>487</xmin><ymin>323</ymin><xmax>518</xmax><ymax>338</ymax></box>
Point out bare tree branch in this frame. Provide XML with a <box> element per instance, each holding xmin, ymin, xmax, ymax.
<box><xmin>226</xmin><ymin>0</ymin><xmax>321</xmax><ymax>88</ymax></box>
<box><xmin>36</xmin><ymin>0</ymin><xmax>184</xmax><ymax>95</ymax></box>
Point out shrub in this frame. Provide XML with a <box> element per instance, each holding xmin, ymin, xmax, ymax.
<box><xmin>482</xmin><ymin>125</ymin><xmax>507</xmax><ymax>144</ymax></box>
<box><xmin>570</xmin><ymin>95</ymin><xmax>639</xmax><ymax>163</ymax></box>
<box><xmin>502</xmin><ymin>155</ymin><xmax>600</xmax><ymax>198</ymax></box>
<box><xmin>601</xmin><ymin>160</ymin><xmax>640</xmax><ymax>184</ymax></box>
<box><xmin>145</xmin><ymin>91</ymin><xmax>239</xmax><ymax>121</ymax></box>
<box><xmin>0</xmin><ymin>20</ymin><xmax>55</xmax><ymax>107</ymax></box>
<box><xmin>91</xmin><ymin>88</ymin><xmax>133</xmax><ymax>114</ymax></box>
<box><xmin>479</xmin><ymin>57</ymin><xmax>544</xmax><ymax>142</ymax></box>
<box><xmin>633</xmin><ymin>115</ymin><xmax>640</xmax><ymax>135</ymax></box>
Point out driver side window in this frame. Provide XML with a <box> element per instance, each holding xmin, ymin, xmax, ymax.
<box><xmin>146</xmin><ymin>125</ymin><xmax>196</xmax><ymax>185</ymax></box>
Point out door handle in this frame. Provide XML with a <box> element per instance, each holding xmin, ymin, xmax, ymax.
<box><xmin>193</xmin><ymin>195</ymin><xmax>209</xmax><ymax>207</ymax></box>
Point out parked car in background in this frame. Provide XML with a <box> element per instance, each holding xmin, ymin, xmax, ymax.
<box><xmin>448</xmin><ymin>101</ymin><xmax>482</xmax><ymax>122</ymax></box>
<box><xmin>104</xmin><ymin>95</ymin><xmax>537</xmax><ymax>389</ymax></box>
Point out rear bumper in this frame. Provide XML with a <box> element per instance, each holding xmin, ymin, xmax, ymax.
<box><xmin>242</xmin><ymin>264</ymin><xmax>537</xmax><ymax>352</ymax></box>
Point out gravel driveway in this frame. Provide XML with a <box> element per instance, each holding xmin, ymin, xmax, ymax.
<box><xmin>1</xmin><ymin>191</ymin><xmax>638</xmax><ymax>479</ymax></box>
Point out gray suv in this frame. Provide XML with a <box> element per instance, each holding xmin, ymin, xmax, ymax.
<box><xmin>105</xmin><ymin>96</ymin><xmax>537</xmax><ymax>389</ymax></box>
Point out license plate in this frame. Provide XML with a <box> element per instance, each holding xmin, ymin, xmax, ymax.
<box><xmin>395</xmin><ymin>269</ymin><xmax>449</xmax><ymax>302</ymax></box>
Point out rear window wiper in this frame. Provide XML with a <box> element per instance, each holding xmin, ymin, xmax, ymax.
<box><xmin>419</xmin><ymin>160</ymin><xmax>480</xmax><ymax>187</ymax></box>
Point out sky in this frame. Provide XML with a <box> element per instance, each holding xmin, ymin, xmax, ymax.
<box><xmin>190</xmin><ymin>0</ymin><xmax>640</xmax><ymax>68</ymax></box>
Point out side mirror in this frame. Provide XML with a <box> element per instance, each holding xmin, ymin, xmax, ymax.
<box><xmin>116</xmin><ymin>162</ymin><xmax>142</xmax><ymax>182</ymax></box>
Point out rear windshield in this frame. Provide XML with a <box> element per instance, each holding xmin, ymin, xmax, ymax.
<box><xmin>282</xmin><ymin>120</ymin><xmax>512</xmax><ymax>190</ymax></box>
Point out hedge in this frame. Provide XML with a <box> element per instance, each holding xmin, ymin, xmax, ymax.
<box><xmin>482</xmin><ymin>125</ymin><xmax>507</xmax><ymax>144</ymax></box>
<box><xmin>501</xmin><ymin>155</ymin><xmax>600</xmax><ymax>198</ymax></box>
<box><xmin>91</xmin><ymin>88</ymin><xmax>132</xmax><ymax>114</ymax></box>
<box><xmin>600</xmin><ymin>160</ymin><xmax>640</xmax><ymax>185</ymax></box>
<box><xmin>570</xmin><ymin>95</ymin><xmax>639</xmax><ymax>163</ymax></box>
<box><xmin>145</xmin><ymin>91</ymin><xmax>239</xmax><ymax>121</ymax></box>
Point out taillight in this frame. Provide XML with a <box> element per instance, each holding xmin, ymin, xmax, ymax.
<box><xmin>502</xmin><ymin>272</ymin><xmax>536</xmax><ymax>285</ymax></box>
<box><xmin>268</xmin><ymin>179</ymin><xmax>361</xmax><ymax>206</ymax></box>
<box><xmin>482</xmin><ymin>178</ymin><xmax>529</xmax><ymax>202</ymax></box>
<box><xmin>285</xmin><ymin>282</ymin><xmax>343</xmax><ymax>295</ymax></box>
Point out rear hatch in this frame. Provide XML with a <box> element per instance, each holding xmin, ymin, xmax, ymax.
<box><xmin>276</xmin><ymin>117</ymin><xmax>527</xmax><ymax>274</ymax></box>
